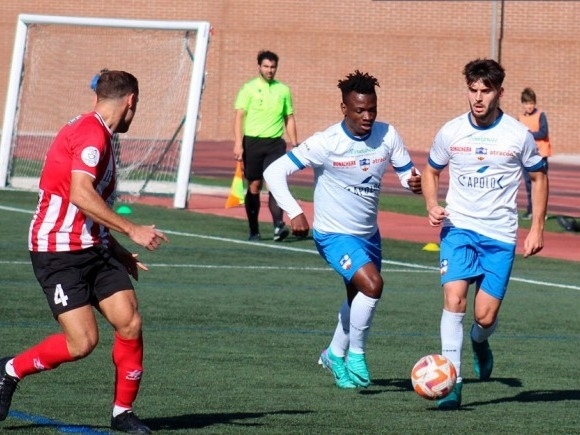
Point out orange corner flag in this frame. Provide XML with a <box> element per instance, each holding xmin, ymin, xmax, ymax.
<box><xmin>225</xmin><ymin>162</ymin><xmax>245</xmax><ymax>208</ymax></box>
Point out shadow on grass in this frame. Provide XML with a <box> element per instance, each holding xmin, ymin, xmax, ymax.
<box><xmin>279</xmin><ymin>235</ymin><xmax>313</xmax><ymax>244</ymax></box>
<box><xmin>468</xmin><ymin>389</ymin><xmax>580</xmax><ymax>407</ymax></box>
<box><xmin>453</xmin><ymin>376</ymin><xmax>524</xmax><ymax>388</ymax></box>
<box><xmin>4</xmin><ymin>422</ymin><xmax>111</xmax><ymax>433</ymax></box>
<box><xmin>361</xmin><ymin>377</ymin><xmax>411</xmax><ymax>395</ymax></box>
<box><xmin>4</xmin><ymin>410</ymin><xmax>313</xmax><ymax>433</ymax></box>
<box><xmin>416</xmin><ymin>378</ymin><xmax>579</xmax><ymax>411</ymax></box>
<box><xmin>362</xmin><ymin>376</ymin><xmax>524</xmax><ymax>397</ymax></box>
<box><xmin>146</xmin><ymin>409</ymin><xmax>313</xmax><ymax>431</ymax></box>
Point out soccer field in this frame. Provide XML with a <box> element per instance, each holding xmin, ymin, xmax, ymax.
<box><xmin>1</xmin><ymin>190</ymin><xmax>579</xmax><ymax>434</ymax></box>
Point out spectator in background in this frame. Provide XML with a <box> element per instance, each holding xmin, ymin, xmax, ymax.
<box><xmin>233</xmin><ymin>50</ymin><xmax>299</xmax><ymax>241</ymax></box>
<box><xmin>518</xmin><ymin>87</ymin><xmax>552</xmax><ymax>220</ymax></box>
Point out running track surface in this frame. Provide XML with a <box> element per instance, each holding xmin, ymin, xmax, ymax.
<box><xmin>137</xmin><ymin>141</ymin><xmax>580</xmax><ymax>263</ymax></box>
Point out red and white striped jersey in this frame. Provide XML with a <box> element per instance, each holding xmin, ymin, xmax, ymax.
<box><xmin>28</xmin><ymin>112</ymin><xmax>116</xmax><ymax>252</ymax></box>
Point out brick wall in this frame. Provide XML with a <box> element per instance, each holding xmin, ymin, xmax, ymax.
<box><xmin>1</xmin><ymin>0</ymin><xmax>578</xmax><ymax>155</ymax></box>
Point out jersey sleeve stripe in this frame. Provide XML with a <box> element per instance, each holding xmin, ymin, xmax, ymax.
<box><xmin>525</xmin><ymin>159</ymin><xmax>547</xmax><ymax>172</ymax></box>
<box><xmin>428</xmin><ymin>156</ymin><xmax>447</xmax><ymax>170</ymax></box>
<box><xmin>393</xmin><ymin>161</ymin><xmax>414</xmax><ymax>173</ymax></box>
<box><xmin>288</xmin><ymin>151</ymin><xmax>306</xmax><ymax>170</ymax></box>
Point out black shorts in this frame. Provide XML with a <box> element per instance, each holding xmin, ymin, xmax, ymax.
<box><xmin>30</xmin><ymin>245</ymin><xmax>134</xmax><ymax>319</ymax></box>
<box><xmin>242</xmin><ymin>136</ymin><xmax>287</xmax><ymax>181</ymax></box>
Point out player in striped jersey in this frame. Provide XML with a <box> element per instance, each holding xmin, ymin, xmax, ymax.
<box><xmin>421</xmin><ymin>58</ymin><xmax>548</xmax><ymax>410</ymax></box>
<box><xmin>0</xmin><ymin>71</ymin><xmax>167</xmax><ymax>433</ymax></box>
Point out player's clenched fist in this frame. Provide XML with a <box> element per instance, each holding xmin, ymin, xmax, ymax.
<box><xmin>290</xmin><ymin>214</ymin><xmax>310</xmax><ymax>239</ymax></box>
<box><xmin>427</xmin><ymin>205</ymin><xmax>448</xmax><ymax>227</ymax></box>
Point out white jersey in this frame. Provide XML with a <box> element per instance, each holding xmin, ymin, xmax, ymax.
<box><xmin>264</xmin><ymin>120</ymin><xmax>415</xmax><ymax>237</ymax></box>
<box><xmin>428</xmin><ymin>110</ymin><xmax>543</xmax><ymax>244</ymax></box>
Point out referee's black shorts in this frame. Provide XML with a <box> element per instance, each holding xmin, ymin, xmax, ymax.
<box><xmin>242</xmin><ymin>136</ymin><xmax>287</xmax><ymax>181</ymax></box>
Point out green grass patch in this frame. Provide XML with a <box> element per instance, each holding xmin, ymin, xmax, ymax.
<box><xmin>0</xmin><ymin>190</ymin><xmax>579</xmax><ymax>433</ymax></box>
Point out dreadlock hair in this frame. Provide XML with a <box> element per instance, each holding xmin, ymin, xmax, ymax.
<box><xmin>337</xmin><ymin>70</ymin><xmax>380</xmax><ymax>101</ymax></box>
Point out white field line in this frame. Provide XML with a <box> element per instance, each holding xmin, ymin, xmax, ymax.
<box><xmin>1</xmin><ymin>204</ymin><xmax>579</xmax><ymax>290</ymax></box>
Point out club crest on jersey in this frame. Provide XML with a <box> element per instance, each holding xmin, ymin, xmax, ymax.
<box><xmin>359</xmin><ymin>158</ymin><xmax>371</xmax><ymax>171</ymax></box>
<box><xmin>81</xmin><ymin>146</ymin><xmax>100</xmax><ymax>167</ymax></box>
<box><xmin>475</xmin><ymin>147</ymin><xmax>487</xmax><ymax>160</ymax></box>
<box><xmin>339</xmin><ymin>254</ymin><xmax>352</xmax><ymax>271</ymax></box>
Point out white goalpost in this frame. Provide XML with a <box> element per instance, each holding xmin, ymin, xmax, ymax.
<box><xmin>0</xmin><ymin>14</ymin><xmax>211</xmax><ymax>208</ymax></box>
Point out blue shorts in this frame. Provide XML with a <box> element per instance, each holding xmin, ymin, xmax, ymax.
<box><xmin>313</xmin><ymin>230</ymin><xmax>381</xmax><ymax>284</ymax></box>
<box><xmin>439</xmin><ymin>227</ymin><xmax>515</xmax><ymax>300</ymax></box>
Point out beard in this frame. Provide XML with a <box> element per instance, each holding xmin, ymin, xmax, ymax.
<box><xmin>116</xmin><ymin>115</ymin><xmax>134</xmax><ymax>133</ymax></box>
<box><xmin>116</xmin><ymin>121</ymin><xmax>129</xmax><ymax>133</ymax></box>
<box><xmin>469</xmin><ymin>100</ymin><xmax>500</xmax><ymax>125</ymax></box>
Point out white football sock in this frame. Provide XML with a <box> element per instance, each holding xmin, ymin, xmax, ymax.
<box><xmin>349</xmin><ymin>292</ymin><xmax>378</xmax><ymax>354</ymax></box>
<box><xmin>440</xmin><ymin>309</ymin><xmax>465</xmax><ymax>380</ymax></box>
<box><xmin>112</xmin><ymin>405</ymin><xmax>131</xmax><ymax>417</ymax></box>
<box><xmin>329</xmin><ymin>299</ymin><xmax>350</xmax><ymax>358</ymax></box>
<box><xmin>5</xmin><ymin>358</ymin><xmax>18</xmax><ymax>378</ymax></box>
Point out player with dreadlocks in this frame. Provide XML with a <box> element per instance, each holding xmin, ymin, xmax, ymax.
<box><xmin>264</xmin><ymin>70</ymin><xmax>422</xmax><ymax>389</ymax></box>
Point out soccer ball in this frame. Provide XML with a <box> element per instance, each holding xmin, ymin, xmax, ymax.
<box><xmin>411</xmin><ymin>354</ymin><xmax>457</xmax><ymax>400</ymax></box>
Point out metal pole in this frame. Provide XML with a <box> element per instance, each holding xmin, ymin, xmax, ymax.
<box><xmin>490</xmin><ymin>0</ymin><xmax>498</xmax><ymax>60</ymax></box>
<box><xmin>497</xmin><ymin>0</ymin><xmax>505</xmax><ymax>64</ymax></box>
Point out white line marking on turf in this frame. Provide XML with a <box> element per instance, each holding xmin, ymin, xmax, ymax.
<box><xmin>1</xmin><ymin>205</ymin><xmax>578</xmax><ymax>290</ymax></box>
<box><xmin>0</xmin><ymin>260</ymin><xmax>433</xmax><ymax>274</ymax></box>
<box><xmin>0</xmin><ymin>204</ymin><xmax>34</xmax><ymax>213</ymax></box>
<box><xmin>161</xmin><ymin>229</ymin><xmax>436</xmax><ymax>271</ymax></box>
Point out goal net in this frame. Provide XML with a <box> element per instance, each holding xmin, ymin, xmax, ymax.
<box><xmin>0</xmin><ymin>14</ymin><xmax>211</xmax><ymax>208</ymax></box>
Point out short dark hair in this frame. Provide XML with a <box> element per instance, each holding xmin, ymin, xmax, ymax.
<box><xmin>95</xmin><ymin>70</ymin><xmax>139</xmax><ymax>100</ymax></box>
<box><xmin>521</xmin><ymin>87</ymin><xmax>537</xmax><ymax>104</ymax></box>
<box><xmin>463</xmin><ymin>58</ymin><xmax>505</xmax><ymax>89</ymax></box>
<box><xmin>337</xmin><ymin>70</ymin><xmax>380</xmax><ymax>101</ymax></box>
<box><xmin>90</xmin><ymin>68</ymin><xmax>109</xmax><ymax>92</ymax></box>
<box><xmin>257</xmin><ymin>50</ymin><xmax>279</xmax><ymax>65</ymax></box>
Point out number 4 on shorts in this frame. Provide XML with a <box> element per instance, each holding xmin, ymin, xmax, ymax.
<box><xmin>54</xmin><ymin>284</ymin><xmax>69</xmax><ymax>306</ymax></box>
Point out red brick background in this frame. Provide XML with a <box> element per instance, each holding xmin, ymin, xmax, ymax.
<box><xmin>1</xmin><ymin>1</ymin><xmax>579</xmax><ymax>157</ymax></box>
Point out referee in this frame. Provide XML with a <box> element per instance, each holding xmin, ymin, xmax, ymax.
<box><xmin>233</xmin><ymin>50</ymin><xmax>299</xmax><ymax>241</ymax></box>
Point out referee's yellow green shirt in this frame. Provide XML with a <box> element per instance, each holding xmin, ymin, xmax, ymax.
<box><xmin>234</xmin><ymin>77</ymin><xmax>294</xmax><ymax>138</ymax></box>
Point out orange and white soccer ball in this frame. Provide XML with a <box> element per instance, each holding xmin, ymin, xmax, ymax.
<box><xmin>411</xmin><ymin>354</ymin><xmax>457</xmax><ymax>400</ymax></box>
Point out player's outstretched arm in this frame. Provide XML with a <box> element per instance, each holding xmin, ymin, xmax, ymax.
<box><xmin>70</xmin><ymin>172</ymin><xmax>169</xmax><ymax>250</ymax></box>
<box><xmin>263</xmin><ymin>154</ymin><xmax>304</xmax><ymax>220</ymax></box>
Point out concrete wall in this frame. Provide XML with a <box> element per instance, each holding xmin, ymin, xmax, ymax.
<box><xmin>1</xmin><ymin>1</ymin><xmax>578</xmax><ymax>155</ymax></box>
